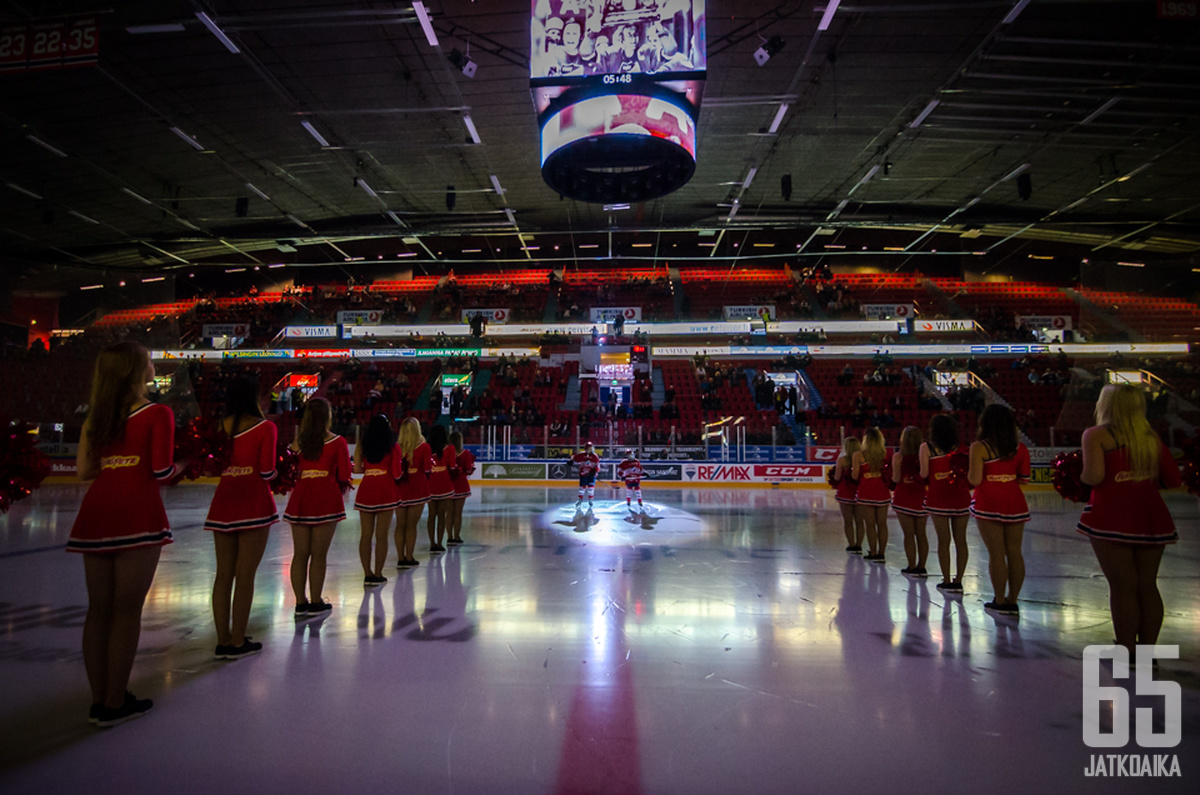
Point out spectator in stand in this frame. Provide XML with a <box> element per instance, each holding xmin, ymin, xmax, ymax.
<box><xmin>1079</xmin><ymin>384</ymin><xmax>1182</xmax><ymax>655</ymax></box>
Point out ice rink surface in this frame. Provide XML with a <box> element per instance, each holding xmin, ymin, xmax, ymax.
<box><xmin>1</xmin><ymin>483</ymin><xmax>1197</xmax><ymax>794</ymax></box>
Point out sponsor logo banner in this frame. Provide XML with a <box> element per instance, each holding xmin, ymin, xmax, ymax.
<box><xmin>295</xmin><ymin>349</ymin><xmax>351</xmax><ymax>359</ymax></box>
<box><xmin>202</xmin><ymin>323</ymin><xmax>249</xmax><ymax>337</ymax></box>
<box><xmin>723</xmin><ymin>305</ymin><xmax>777</xmax><ymax>321</ymax></box>
<box><xmin>752</xmin><ymin>464</ymin><xmax>826</xmax><ymax>483</ymax></box>
<box><xmin>590</xmin><ymin>307</ymin><xmax>642</xmax><ymax>323</ymax></box>
<box><xmin>809</xmin><ymin>446</ymin><xmax>842</xmax><ymax>462</ymax></box>
<box><xmin>683</xmin><ymin>464</ymin><xmax>753</xmax><ymax>482</ymax></box>
<box><xmin>336</xmin><ymin>310</ymin><xmax>383</xmax><ymax>325</ymax></box>
<box><xmin>914</xmin><ymin>320</ymin><xmax>976</xmax><ymax>333</ymax></box>
<box><xmin>862</xmin><ymin>303</ymin><xmax>914</xmax><ymax>320</ymax></box>
<box><xmin>222</xmin><ymin>349</ymin><xmax>293</xmax><ymax>359</ymax></box>
<box><xmin>480</xmin><ymin>462</ymin><xmax>546</xmax><ymax>479</ymax></box>
<box><xmin>1018</xmin><ymin>315</ymin><xmax>1073</xmax><ymax>330</ymax></box>
<box><xmin>637</xmin><ymin>463</ymin><xmax>682</xmax><ymax>481</ymax></box>
<box><xmin>461</xmin><ymin>308</ymin><xmax>510</xmax><ymax>324</ymax></box>
<box><xmin>151</xmin><ymin>350</ymin><xmax>222</xmax><ymax>360</ymax></box>
<box><xmin>548</xmin><ymin>461</ymin><xmax>615</xmax><ymax>480</ymax></box>
<box><xmin>285</xmin><ymin>326</ymin><xmax>339</xmax><ymax>338</ymax></box>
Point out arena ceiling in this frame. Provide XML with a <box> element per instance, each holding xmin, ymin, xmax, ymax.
<box><xmin>1</xmin><ymin>0</ymin><xmax>1199</xmax><ymax>289</ymax></box>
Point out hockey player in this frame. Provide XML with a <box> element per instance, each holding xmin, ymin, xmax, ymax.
<box><xmin>616</xmin><ymin>450</ymin><xmax>645</xmax><ymax>510</ymax></box>
<box><xmin>571</xmin><ymin>441</ymin><xmax>601</xmax><ymax>505</ymax></box>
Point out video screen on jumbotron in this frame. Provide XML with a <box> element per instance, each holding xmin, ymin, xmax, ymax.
<box><xmin>530</xmin><ymin>0</ymin><xmax>706</xmax><ymax>86</ymax></box>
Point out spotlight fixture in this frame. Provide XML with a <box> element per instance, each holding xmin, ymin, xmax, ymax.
<box><xmin>754</xmin><ymin>36</ymin><xmax>785</xmax><ymax>67</ymax></box>
<box><xmin>449</xmin><ymin>48</ymin><xmax>476</xmax><ymax>78</ymax></box>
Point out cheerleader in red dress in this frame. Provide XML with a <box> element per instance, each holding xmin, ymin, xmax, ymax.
<box><xmin>353</xmin><ymin>414</ymin><xmax>401</xmax><ymax>586</ymax></box>
<box><xmin>852</xmin><ymin>427</ymin><xmax>891</xmax><ymax>562</ymax></box>
<box><xmin>920</xmin><ymin>414</ymin><xmax>971</xmax><ymax>593</ymax></box>
<box><xmin>204</xmin><ymin>377</ymin><xmax>277</xmax><ymax>659</ymax></box>
<box><xmin>968</xmin><ymin>404</ymin><xmax>1030</xmax><ymax>617</ymax></box>
<box><xmin>283</xmin><ymin>398</ymin><xmax>350</xmax><ymax>618</ymax></box>
<box><xmin>394</xmin><ymin>417</ymin><xmax>432</xmax><ymax>568</ymax></box>
<box><xmin>833</xmin><ymin>437</ymin><xmax>864</xmax><ymax>553</ymax></box>
<box><xmin>891</xmin><ymin>426</ymin><xmax>929</xmax><ymax>577</ymax></box>
<box><xmin>447</xmin><ymin>430</ymin><xmax>475</xmax><ymax>545</ymax></box>
<box><xmin>425</xmin><ymin>424</ymin><xmax>456</xmax><ymax>552</ymax></box>
<box><xmin>69</xmin><ymin>342</ymin><xmax>174</xmax><ymax>727</ymax></box>
<box><xmin>1079</xmin><ymin>384</ymin><xmax>1183</xmax><ymax>654</ymax></box>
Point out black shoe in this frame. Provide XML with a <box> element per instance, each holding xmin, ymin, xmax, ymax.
<box><xmin>901</xmin><ymin>567</ymin><xmax>916</xmax><ymax>575</ymax></box>
<box><xmin>307</xmin><ymin>600</ymin><xmax>332</xmax><ymax>616</ymax></box>
<box><xmin>88</xmin><ymin>704</ymin><xmax>101</xmax><ymax>724</ymax></box>
<box><xmin>845</xmin><ymin>545</ymin><xmax>856</xmax><ymax>552</ymax></box>
<box><xmin>365</xmin><ymin>574</ymin><xmax>388</xmax><ymax>586</ymax></box>
<box><xmin>214</xmin><ymin>644</ymin><xmax>235</xmax><ymax>659</ymax></box>
<box><xmin>430</xmin><ymin>544</ymin><xmax>445</xmax><ymax>553</ymax></box>
<box><xmin>984</xmin><ymin>601</ymin><xmax>1004</xmax><ymax>613</ymax></box>
<box><xmin>936</xmin><ymin>581</ymin><xmax>952</xmax><ymax>592</ymax></box>
<box><xmin>913</xmin><ymin>568</ymin><xmax>928</xmax><ymax>578</ymax></box>
<box><xmin>849</xmin><ymin>546</ymin><xmax>863</xmax><ymax>555</ymax></box>
<box><xmin>223</xmin><ymin>640</ymin><xmax>263</xmax><ymax>660</ymax></box>
<box><xmin>868</xmin><ymin>556</ymin><xmax>885</xmax><ymax>564</ymax></box>
<box><xmin>1000</xmin><ymin>602</ymin><xmax>1020</xmax><ymax>616</ymax></box>
<box><xmin>95</xmin><ymin>692</ymin><xmax>152</xmax><ymax>728</ymax></box>
<box><xmin>294</xmin><ymin>603</ymin><xmax>309</xmax><ymax>619</ymax></box>
<box><xmin>948</xmin><ymin>580</ymin><xmax>964</xmax><ymax>593</ymax></box>
<box><xmin>398</xmin><ymin>558</ymin><xmax>419</xmax><ymax>568</ymax></box>
<box><xmin>446</xmin><ymin>538</ymin><xmax>463</xmax><ymax>546</ymax></box>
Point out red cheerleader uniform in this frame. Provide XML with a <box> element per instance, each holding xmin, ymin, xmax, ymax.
<box><xmin>970</xmin><ymin>443</ymin><xmax>1031</xmax><ymax>523</ymax></box>
<box><xmin>68</xmin><ymin>403</ymin><xmax>176</xmax><ymax>553</ymax></box>
<box><xmin>353</xmin><ymin>444</ymin><xmax>403</xmax><ymax>512</ymax></box>
<box><xmin>204</xmin><ymin>419</ymin><xmax>279</xmax><ymax>532</ymax></box>
<box><xmin>834</xmin><ymin>458</ymin><xmax>858</xmax><ymax>505</ymax></box>
<box><xmin>452</xmin><ymin>449</ymin><xmax>475</xmax><ymax>498</ymax></box>
<box><xmin>427</xmin><ymin>444</ymin><xmax>457</xmax><ymax>500</ymax></box>
<box><xmin>1077</xmin><ymin>443</ymin><xmax>1181</xmax><ymax>545</ymax></box>
<box><xmin>283</xmin><ymin>435</ymin><xmax>351</xmax><ymax>525</ymax></box>
<box><xmin>924</xmin><ymin>448</ymin><xmax>971</xmax><ymax>517</ymax></box>
<box><xmin>891</xmin><ymin>456</ymin><xmax>927</xmax><ymax>517</ymax></box>
<box><xmin>855</xmin><ymin>457</ymin><xmax>891</xmax><ymax>506</ymax></box>
<box><xmin>397</xmin><ymin>441</ymin><xmax>433</xmax><ymax>506</ymax></box>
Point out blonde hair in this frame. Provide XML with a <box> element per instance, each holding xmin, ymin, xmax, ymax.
<box><xmin>861</xmin><ymin>427</ymin><xmax>886</xmax><ymax>470</ymax></box>
<box><xmin>297</xmin><ymin>397</ymin><xmax>331</xmax><ymax>460</ymax></box>
<box><xmin>898</xmin><ymin>426</ymin><xmax>922</xmax><ymax>457</ymax></box>
<box><xmin>841</xmin><ymin>436</ymin><xmax>861</xmax><ymax>464</ymax></box>
<box><xmin>86</xmin><ymin>342</ymin><xmax>151</xmax><ymax>454</ymax></box>
<box><xmin>398</xmin><ymin>417</ymin><xmax>425</xmax><ymax>459</ymax></box>
<box><xmin>1095</xmin><ymin>384</ymin><xmax>1159</xmax><ymax>479</ymax></box>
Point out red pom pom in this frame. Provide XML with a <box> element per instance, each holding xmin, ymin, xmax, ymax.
<box><xmin>947</xmin><ymin>450</ymin><xmax>970</xmax><ymax>488</ymax></box>
<box><xmin>826</xmin><ymin>466</ymin><xmax>839</xmax><ymax>490</ymax></box>
<box><xmin>0</xmin><ymin>417</ymin><xmax>52</xmax><ymax>512</ymax></box>
<box><xmin>1052</xmin><ymin>449</ymin><xmax>1091</xmax><ymax>503</ymax></box>
<box><xmin>271</xmin><ymin>444</ymin><xmax>300</xmax><ymax>496</ymax></box>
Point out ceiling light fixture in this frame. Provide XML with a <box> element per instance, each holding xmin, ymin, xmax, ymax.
<box><xmin>80</xmin><ymin>284</ymin><xmax>103</xmax><ymax>290</ymax></box>
<box><xmin>579</xmin><ymin>244</ymin><xmax>599</xmax><ymax>249</ymax></box>
<box><xmin>631</xmin><ymin>243</ymin><xmax>653</xmax><ymax>248</ymax></box>
<box><xmin>122</xmin><ymin>187</ymin><xmax>153</xmax><ymax>204</ymax></box>
<box><xmin>69</xmin><ymin>210</ymin><xmax>99</xmax><ymax>224</ymax></box>
<box><xmin>175</xmin><ymin>217</ymin><xmax>201</xmax><ymax>231</ymax></box>
<box><xmin>754</xmin><ymin>36</ymin><xmax>784</xmax><ymax>66</ymax></box>
<box><xmin>125</xmin><ymin>23</ymin><xmax>186</xmax><ymax>34</ymax></box>
<box><xmin>245</xmin><ymin>183</ymin><xmax>270</xmax><ymax>201</ymax></box>
<box><xmin>396</xmin><ymin>251</ymin><xmax>417</xmax><ymax>257</ymax></box>
<box><xmin>847</xmin><ymin>164</ymin><xmax>881</xmax><ymax>196</ymax></box>
<box><xmin>602</xmin><ymin>203</ymin><xmax>630</xmax><ymax>212</ymax></box>
<box><xmin>463</xmin><ymin>114</ymin><xmax>481</xmax><ymax>144</ymax></box>
<box><xmin>1001</xmin><ymin>163</ymin><xmax>1030</xmax><ymax>182</ymax></box>
<box><xmin>742</xmin><ymin>167</ymin><xmax>758</xmax><ymax>190</ymax></box>
<box><xmin>412</xmin><ymin>2</ymin><xmax>439</xmax><ymax>47</ymax></box>
<box><xmin>490</xmin><ymin>175</ymin><xmax>504</xmax><ymax>195</ymax></box>
<box><xmin>462</xmin><ymin>248</ymin><xmax>482</xmax><ymax>253</ymax></box>
<box><xmin>386</xmin><ymin>210</ymin><xmax>404</xmax><ymax>226</ymax></box>
<box><xmin>1117</xmin><ymin>261</ymin><xmax>1145</xmax><ymax>268</ymax></box>
<box><xmin>1002</xmin><ymin>0</ymin><xmax>1032</xmax><ymax>25</ymax></box>
<box><xmin>195</xmin><ymin>12</ymin><xmax>240</xmax><ymax>54</ymax></box>
<box><xmin>300</xmin><ymin>120</ymin><xmax>331</xmax><ymax>147</ymax></box>
<box><xmin>6</xmin><ymin>183</ymin><xmax>42</xmax><ymax>200</ymax></box>
<box><xmin>26</xmin><ymin>135</ymin><xmax>67</xmax><ymax>157</ymax></box>
<box><xmin>909</xmin><ymin>99</ymin><xmax>940</xmax><ymax>128</ymax></box>
<box><xmin>268</xmin><ymin>263</ymin><xmax>286</xmax><ymax>269</ymax></box>
<box><xmin>141</xmin><ymin>276</ymin><xmax>166</xmax><ymax>283</ymax></box>
<box><xmin>818</xmin><ymin>0</ymin><xmax>842</xmax><ymax>30</ymax></box>
<box><xmin>225</xmin><ymin>267</ymin><xmax>247</xmax><ymax>273</ymax></box>
<box><xmin>357</xmin><ymin>178</ymin><xmax>378</xmax><ymax>199</ymax></box>
<box><xmin>504</xmin><ymin>208</ymin><xmax>516</xmax><ymax>224</ymax></box>
<box><xmin>1081</xmin><ymin>97</ymin><xmax>1121</xmax><ymax>125</ymax></box>
<box><xmin>286</xmin><ymin>213</ymin><xmax>308</xmax><ymax>229</ymax></box>
<box><xmin>169</xmin><ymin>125</ymin><xmax>206</xmax><ymax>151</ymax></box>
<box><xmin>767</xmin><ymin>103</ymin><xmax>789</xmax><ymax>134</ymax></box>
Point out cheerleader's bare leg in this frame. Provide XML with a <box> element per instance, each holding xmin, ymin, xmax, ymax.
<box><xmin>839</xmin><ymin>503</ymin><xmax>856</xmax><ymax>547</ymax></box>
<box><xmin>873</xmin><ymin>505</ymin><xmax>889</xmax><ymax>558</ymax></box>
<box><xmin>83</xmin><ymin>546</ymin><xmax>161</xmax><ymax>709</ymax></box>
<box><xmin>307</xmin><ymin>522</ymin><xmax>338</xmax><ymax>603</ymax></box>
<box><xmin>951</xmin><ymin>514</ymin><xmax>969</xmax><ymax>583</ymax></box>
<box><xmin>857</xmin><ymin>503</ymin><xmax>877</xmax><ymax>555</ymax></box>
<box><xmin>229</xmin><ymin>527</ymin><xmax>268</xmax><ymax>645</ymax></box>
<box><xmin>289</xmin><ymin>524</ymin><xmax>312</xmax><ymax>604</ymax></box>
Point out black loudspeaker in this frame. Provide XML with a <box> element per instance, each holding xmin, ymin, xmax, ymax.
<box><xmin>446</xmin><ymin>186</ymin><xmax>456</xmax><ymax>211</ymax></box>
<box><xmin>1016</xmin><ymin>173</ymin><xmax>1032</xmax><ymax>201</ymax></box>
<box><xmin>235</xmin><ymin>196</ymin><xmax>249</xmax><ymax>217</ymax></box>
<box><xmin>781</xmin><ymin>174</ymin><xmax>793</xmax><ymax>201</ymax></box>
